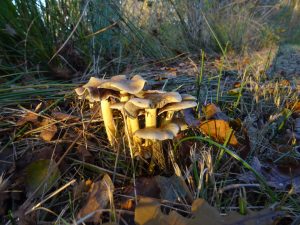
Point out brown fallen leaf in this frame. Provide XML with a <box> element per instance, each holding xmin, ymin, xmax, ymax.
<box><xmin>77</xmin><ymin>174</ymin><xmax>114</xmax><ymax>223</ymax></box>
<box><xmin>39</xmin><ymin>119</ymin><xmax>57</xmax><ymax>141</ymax></box>
<box><xmin>239</xmin><ymin>157</ymin><xmax>300</xmax><ymax>193</ymax></box>
<box><xmin>135</xmin><ymin>197</ymin><xmax>282</xmax><ymax>225</ymax></box>
<box><xmin>202</xmin><ymin>104</ymin><xmax>229</xmax><ymax>121</ymax></box>
<box><xmin>199</xmin><ymin>120</ymin><xmax>239</xmax><ymax>147</ymax></box>
<box><xmin>16</xmin><ymin>112</ymin><xmax>39</xmax><ymax>126</ymax></box>
<box><xmin>121</xmin><ymin>175</ymin><xmax>193</xmax><ymax>211</ymax></box>
<box><xmin>51</xmin><ymin>111</ymin><xmax>80</xmax><ymax>122</ymax></box>
<box><xmin>76</xmin><ymin>144</ymin><xmax>94</xmax><ymax>163</ymax></box>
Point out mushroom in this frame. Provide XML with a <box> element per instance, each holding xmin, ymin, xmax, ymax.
<box><xmin>126</xmin><ymin>92</ymin><xmax>182</xmax><ymax>128</ymax></box>
<box><xmin>134</xmin><ymin>123</ymin><xmax>180</xmax><ymax>140</ymax></box>
<box><xmin>133</xmin><ymin>123</ymin><xmax>180</xmax><ymax>167</ymax></box>
<box><xmin>158</xmin><ymin>100</ymin><xmax>197</xmax><ymax>124</ymax></box>
<box><xmin>94</xmin><ymin>89</ymin><xmax>120</xmax><ymax>145</ymax></box>
<box><xmin>75</xmin><ymin>77</ymin><xmax>104</xmax><ymax>97</ymax></box>
<box><xmin>111</xmin><ymin>102</ymin><xmax>142</xmax><ymax>149</ymax></box>
<box><xmin>98</xmin><ymin>75</ymin><xmax>146</xmax><ymax>138</ymax></box>
<box><xmin>75</xmin><ymin>81</ymin><xmax>120</xmax><ymax>145</ymax></box>
<box><xmin>98</xmin><ymin>75</ymin><xmax>146</xmax><ymax>102</ymax></box>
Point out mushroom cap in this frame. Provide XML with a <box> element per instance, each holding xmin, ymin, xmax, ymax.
<box><xmin>134</xmin><ymin>123</ymin><xmax>180</xmax><ymax>140</ymax></box>
<box><xmin>123</xmin><ymin>92</ymin><xmax>182</xmax><ymax>118</ymax></box>
<box><xmin>127</xmin><ymin>92</ymin><xmax>182</xmax><ymax>110</ymax></box>
<box><xmin>76</xmin><ymin>86</ymin><xmax>120</xmax><ymax>102</ymax></box>
<box><xmin>75</xmin><ymin>77</ymin><xmax>105</xmax><ymax>96</ymax></box>
<box><xmin>181</xmin><ymin>94</ymin><xmax>197</xmax><ymax>101</ymax></box>
<box><xmin>83</xmin><ymin>77</ymin><xmax>104</xmax><ymax>88</ymax></box>
<box><xmin>158</xmin><ymin>101</ymin><xmax>197</xmax><ymax>115</ymax></box>
<box><xmin>124</xmin><ymin>101</ymin><xmax>145</xmax><ymax>118</ymax></box>
<box><xmin>134</xmin><ymin>90</ymin><xmax>166</xmax><ymax>98</ymax></box>
<box><xmin>98</xmin><ymin>75</ymin><xmax>146</xmax><ymax>94</ymax></box>
<box><xmin>110</xmin><ymin>102</ymin><xmax>125</xmax><ymax>110</ymax></box>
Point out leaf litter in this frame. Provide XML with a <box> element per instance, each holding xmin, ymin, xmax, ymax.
<box><xmin>134</xmin><ymin>197</ymin><xmax>283</xmax><ymax>225</ymax></box>
<box><xmin>1</xmin><ymin>56</ymin><xmax>299</xmax><ymax>224</ymax></box>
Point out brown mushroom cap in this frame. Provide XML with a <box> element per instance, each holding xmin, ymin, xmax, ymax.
<box><xmin>98</xmin><ymin>75</ymin><xmax>146</xmax><ymax>94</ymax></box>
<box><xmin>158</xmin><ymin>101</ymin><xmax>197</xmax><ymax>115</ymax></box>
<box><xmin>134</xmin><ymin>123</ymin><xmax>180</xmax><ymax>141</ymax></box>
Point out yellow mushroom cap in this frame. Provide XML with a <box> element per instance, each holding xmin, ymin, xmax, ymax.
<box><xmin>98</xmin><ymin>75</ymin><xmax>146</xmax><ymax>94</ymax></box>
<box><xmin>133</xmin><ymin>123</ymin><xmax>180</xmax><ymax>140</ymax></box>
<box><xmin>158</xmin><ymin>101</ymin><xmax>197</xmax><ymax>115</ymax></box>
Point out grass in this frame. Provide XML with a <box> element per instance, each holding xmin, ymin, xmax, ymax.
<box><xmin>0</xmin><ymin>0</ymin><xmax>300</xmax><ymax>224</ymax></box>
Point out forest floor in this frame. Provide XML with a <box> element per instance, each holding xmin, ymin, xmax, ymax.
<box><xmin>0</xmin><ymin>42</ymin><xmax>300</xmax><ymax>225</ymax></box>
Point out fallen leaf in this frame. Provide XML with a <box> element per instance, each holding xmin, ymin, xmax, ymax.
<box><xmin>155</xmin><ymin>175</ymin><xmax>193</xmax><ymax>202</ymax></box>
<box><xmin>199</xmin><ymin>120</ymin><xmax>239</xmax><ymax>147</ymax></box>
<box><xmin>39</xmin><ymin>119</ymin><xmax>57</xmax><ymax>141</ymax></box>
<box><xmin>16</xmin><ymin>112</ymin><xmax>39</xmax><ymax>126</ymax></box>
<box><xmin>76</xmin><ymin>144</ymin><xmax>94</xmax><ymax>163</ymax></box>
<box><xmin>121</xmin><ymin>175</ymin><xmax>193</xmax><ymax>211</ymax></box>
<box><xmin>77</xmin><ymin>174</ymin><xmax>114</xmax><ymax>223</ymax></box>
<box><xmin>51</xmin><ymin>112</ymin><xmax>80</xmax><ymax>122</ymax></box>
<box><xmin>202</xmin><ymin>104</ymin><xmax>229</xmax><ymax>121</ymax></box>
<box><xmin>239</xmin><ymin>157</ymin><xmax>300</xmax><ymax>193</ymax></box>
<box><xmin>183</xmin><ymin>108</ymin><xmax>200</xmax><ymax>127</ymax></box>
<box><xmin>25</xmin><ymin>159</ymin><xmax>60</xmax><ymax>196</ymax></box>
<box><xmin>135</xmin><ymin>197</ymin><xmax>282</xmax><ymax>225</ymax></box>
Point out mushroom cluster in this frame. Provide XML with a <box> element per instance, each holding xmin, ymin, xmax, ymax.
<box><xmin>75</xmin><ymin>75</ymin><xmax>197</xmax><ymax>161</ymax></box>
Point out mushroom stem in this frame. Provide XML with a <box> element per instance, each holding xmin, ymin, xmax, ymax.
<box><xmin>129</xmin><ymin>118</ymin><xmax>140</xmax><ymax>134</ymax></box>
<box><xmin>145</xmin><ymin>108</ymin><xmax>157</xmax><ymax>128</ymax></box>
<box><xmin>129</xmin><ymin>117</ymin><xmax>141</xmax><ymax>147</ymax></box>
<box><xmin>121</xmin><ymin>95</ymin><xmax>129</xmax><ymax>102</ymax></box>
<box><xmin>100</xmin><ymin>99</ymin><xmax>116</xmax><ymax>145</ymax></box>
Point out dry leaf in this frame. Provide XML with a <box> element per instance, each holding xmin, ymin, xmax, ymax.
<box><xmin>155</xmin><ymin>175</ymin><xmax>193</xmax><ymax>202</ymax></box>
<box><xmin>202</xmin><ymin>104</ymin><xmax>229</xmax><ymax>120</ymax></box>
<box><xmin>183</xmin><ymin>108</ymin><xmax>200</xmax><ymax>127</ymax></box>
<box><xmin>76</xmin><ymin>144</ymin><xmax>94</xmax><ymax>163</ymax></box>
<box><xmin>39</xmin><ymin>119</ymin><xmax>57</xmax><ymax>141</ymax></box>
<box><xmin>239</xmin><ymin>157</ymin><xmax>300</xmax><ymax>193</ymax></box>
<box><xmin>16</xmin><ymin>112</ymin><xmax>38</xmax><ymax>126</ymax></box>
<box><xmin>77</xmin><ymin>174</ymin><xmax>114</xmax><ymax>223</ymax></box>
<box><xmin>135</xmin><ymin>197</ymin><xmax>282</xmax><ymax>225</ymax></box>
<box><xmin>51</xmin><ymin>111</ymin><xmax>80</xmax><ymax>122</ymax></box>
<box><xmin>199</xmin><ymin>120</ymin><xmax>239</xmax><ymax>147</ymax></box>
<box><xmin>121</xmin><ymin>175</ymin><xmax>193</xmax><ymax>211</ymax></box>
